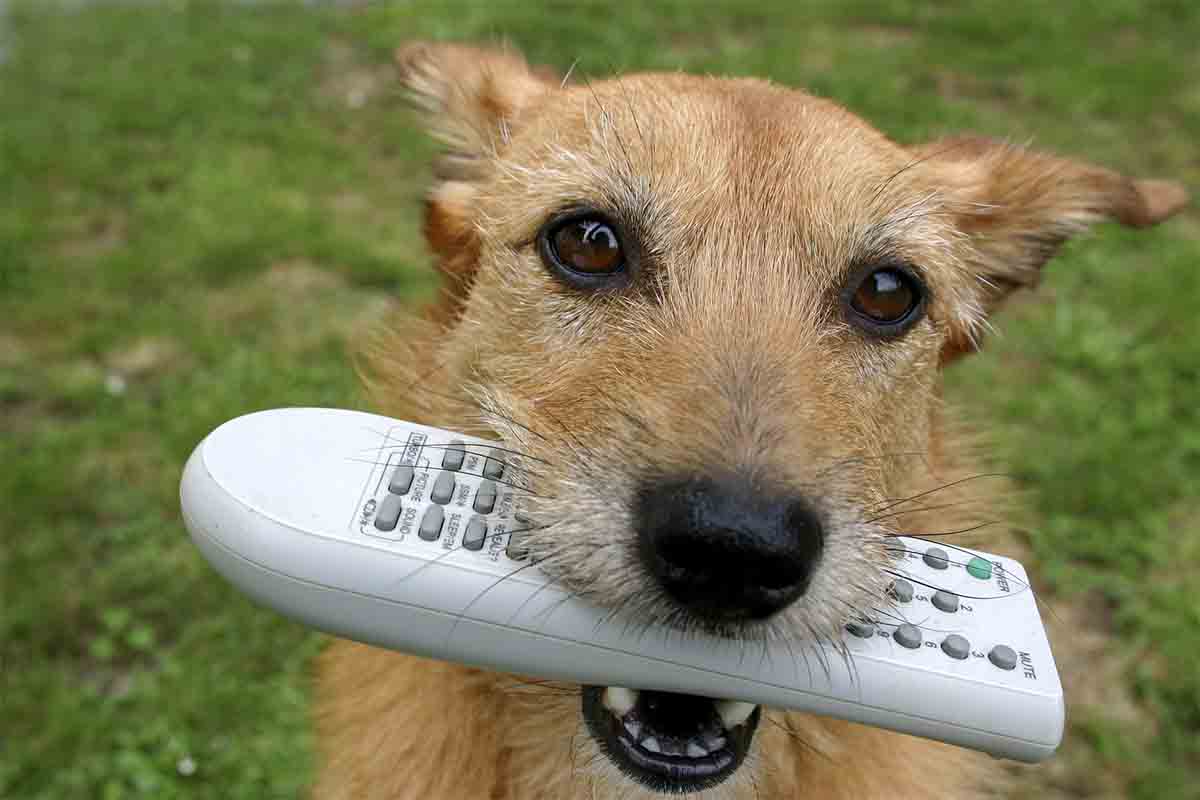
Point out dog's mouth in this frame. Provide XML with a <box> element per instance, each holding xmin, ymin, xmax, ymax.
<box><xmin>581</xmin><ymin>685</ymin><xmax>760</xmax><ymax>793</ymax></box>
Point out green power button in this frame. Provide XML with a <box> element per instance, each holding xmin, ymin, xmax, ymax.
<box><xmin>967</xmin><ymin>557</ymin><xmax>992</xmax><ymax>579</ymax></box>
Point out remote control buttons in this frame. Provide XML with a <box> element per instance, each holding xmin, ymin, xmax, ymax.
<box><xmin>894</xmin><ymin>624</ymin><xmax>922</xmax><ymax>649</ymax></box>
<box><xmin>931</xmin><ymin>590</ymin><xmax>960</xmax><ymax>613</ymax></box>
<box><xmin>442</xmin><ymin>441</ymin><xmax>466</xmax><ymax>471</ymax></box>
<box><xmin>473</xmin><ymin>481</ymin><xmax>497</xmax><ymax>514</ymax></box>
<box><xmin>388</xmin><ymin>465</ymin><xmax>414</xmax><ymax>495</ymax></box>
<box><xmin>463</xmin><ymin>516</ymin><xmax>488</xmax><ymax>551</ymax></box>
<box><xmin>967</xmin><ymin>556</ymin><xmax>992</xmax><ymax>579</ymax></box>
<box><xmin>923</xmin><ymin>547</ymin><xmax>949</xmax><ymax>569</ymax></box>
<box><xmin>374</xmin><ymin>494</ymin><xmax>403</xmax><ymax>531</ymax></box>
<box><xmin>941</xmin><ymin>634</ymin><xmax>970</xmax><ymax>660</ymax></box>
<box><xmin>483</xmin><ymin>449</ymin><xmax>506</xmax><ymax>480</ymax></box>
<box><xmin>846</xmin><ymin>619</ymin><xmax>876</xmax><ymax>639</ymax></box>
<box><xmin>506</xmin><ymin>530</ymin><xmax>529</xmax><ymax>561</ymax></box>
<box><xmin>431</xmin><ymin>472</ymin><xmax>455</xmax><ymax>504</ymax></box>
<box><xmin>418</xmin><ymin>505</ymin><xmax>444</xmax><ymax>541</ymax></box>
<box><xmin>989</xmin><ymin>645</ymin><xmax>1018</xmax><ymax>671</ymax></box>
<box><xmin>889</xmin><ymin>579</ymin><xmax>914</xmax><ymax>603</ymax></box>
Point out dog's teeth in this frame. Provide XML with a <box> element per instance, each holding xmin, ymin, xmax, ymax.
<box><xmin>716</xmin><ymin>700</ymin><xmax>757</xmax><ymax>730</ymax></box>
<box><xmin>602</xmin><ymin>687</ymin><xmax>639</xmax><ymax>717</ymax></box>
<box><xmin>686</xmin><ymin>742</ymin><xmax>708</xmax><ymax>758</ymax></box>
<box><xmin>641</xmin><ymin>736</ymin><xmax>662</xmax><ymax>754</ymax></box>
<box><xmin>703</xmin><ymin>732</ymin><xmax>727</xmax><ymax>751</ymax></box>
<box><xmin>623</xmin><ymin>720</ymin><xmax>642</xmax><ymax>740</ymax></box>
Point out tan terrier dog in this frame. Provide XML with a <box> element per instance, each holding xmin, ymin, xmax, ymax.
<box><xmin>314</xmin><ymin>43</ymin><xmax>1187</xmax><ymax>799</ymax></box>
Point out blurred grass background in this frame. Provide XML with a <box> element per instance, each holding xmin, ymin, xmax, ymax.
<box><xmin>0</xmin><ymin>1</ymin><xmax>1196</xmax><ymax>798</ymax></box>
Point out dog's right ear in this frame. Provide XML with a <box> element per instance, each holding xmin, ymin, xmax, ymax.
<box><xmin>396</xmin><ymin>42</ymin><xmax>558</xmax><ymax>320</ymax></box>
<box><xmin>396</xmin><ymin>41</ymin><xmax>556</xmax><ymax>182</ymax></box>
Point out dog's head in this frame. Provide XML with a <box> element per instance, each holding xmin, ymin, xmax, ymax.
<box><xmin>377</xmin><ymin>42</ymin><xmax>1187</xmax><ymax>795</ymax></box>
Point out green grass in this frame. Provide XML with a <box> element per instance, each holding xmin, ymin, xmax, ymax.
<box><xmin>1</xmin><ymin>2</ymin><xmax>1196</xmax><ymax>798</ymax></box>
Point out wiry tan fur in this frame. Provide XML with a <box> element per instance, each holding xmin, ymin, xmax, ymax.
<box><xmin>314</xmin><ymin>42</ymin><xmax>1187</xmax><ymax>799</ymax></box>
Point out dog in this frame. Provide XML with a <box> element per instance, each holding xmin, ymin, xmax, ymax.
<box><xmin>312</xmin><ymin>42</ymin><xmax>1187</xmax><ymax>799</ymax></box>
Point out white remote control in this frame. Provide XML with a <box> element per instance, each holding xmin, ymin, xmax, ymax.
<box><xmin>180</xmin><ymin>407</ymin><xmax>1064</xmax><ymax>762</ymax></box>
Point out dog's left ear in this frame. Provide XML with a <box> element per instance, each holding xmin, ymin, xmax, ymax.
<box><xmin>914</xmin><ymin>136</ymin><xmax>1189</xmax><ymax>363</ymax></box>
<box><xmin>395</xmin><ymin>42</ymin><xmax>559</xmax><ymax>321</ymax></box>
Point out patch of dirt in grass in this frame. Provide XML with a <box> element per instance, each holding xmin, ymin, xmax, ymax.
<box><xmin>56</xmin><ymin>210</ymin><xmax>128</xmax><ymax>262</ymax></box>
<box><xmin>852</xmin><ymin>23</ymin><xmax>917</xmax><ymax>47</ymax></box>
<box><xmin>0</xmin><ymin>333</ymin><xmax>29</xmax><ymax>368</ymax></box>
<box><xmin>928</xmin><ymin>69</ymin><xmax>1034</xmax><ymax>115</ymax></box>
<box><xmin>263</xmin><ymin>259</ymin><xmax>347</xmax><ymax>294</ymax></box>
<box><xmin>207</xmin><ymin>260</ymin><xmax>347</xmax><ymax>325</ymax></box>
<box><xmin>104</xmin><ymin>336</ymin><xmax>185</xmax><ymax>381</ymax></box>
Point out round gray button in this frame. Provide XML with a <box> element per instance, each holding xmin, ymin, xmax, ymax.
<box><xmin>989</xmin><ymin>645</ymin><xmax>1018</xmax><ymax>671</ymax></box>
<box><xmin>893</xmin><ymin>624</ymin><xmax>922</xmax><ymax>649</ymax></box>
<box><xmin>941</xmin><ymin>635</ymin><xmax>970</xmax><ymax>660</ymax></box>
<box><xmin>931</xmin><ymin>590</ymin><xmax>960</xmax><ymax>613</ymax></box>
<box><xmin>846</xmin><ymin>619</ymin><xmax>876</xmax><ymax>639</ymax></box>
<box><xmin>889</xmin><ymin>579</ymin><xmax>914</xmax><ymax>603</ymax></box>
<box><xmin>923</xmin><ymin>547</ymin><xmax>949</xmax><ymax>569</ymax></box>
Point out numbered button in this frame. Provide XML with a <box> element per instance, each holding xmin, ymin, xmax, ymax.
<box><xmin>846</xmin><ymin>619</ymin><xmax>876</xmax><ymax>639</ymax></box>
<box><xmin>889</xmin><ymin>579</ymin><xmax>914</xmax><ymax>603</ymax></box>
<box><xmin>932</xmin><ymin>590</ymin><xmax>960</xmax><ymax>613</ymax></box>
<box><xmin>941</xmin><ymin>635</ymin><xmax>970</xmax><ymax>660</ymax></box>
<box><xmin>923</xmin><ymin>547</ymin><xmax>949</xmax><ymax>570</ymax></box>
<box><xmin>894</xmin><ymin>624</ymin><xmax>922</xmax><ymax>649</ymax></box>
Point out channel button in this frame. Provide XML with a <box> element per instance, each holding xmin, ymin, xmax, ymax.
<box><xmin>442</xmin><ymin>441</ymin><xmax>466</xmax><ymax>471</ymax></box>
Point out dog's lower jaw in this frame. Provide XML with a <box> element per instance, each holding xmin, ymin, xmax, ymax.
<box><xmin>582</xmin><ymin>686</ymin><xmax>761</xmax><ymax>794</ymax></box>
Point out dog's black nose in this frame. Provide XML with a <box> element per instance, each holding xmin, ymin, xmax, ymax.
<box><xmin>634</xmin><ymin>477</ymin><xmax>824</xmax><ymax>622</ymax></box>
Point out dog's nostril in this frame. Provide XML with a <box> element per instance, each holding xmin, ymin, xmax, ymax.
<box><xmin>635</xmin><ymin>477</ymin><xmax>824</xmax><ymax>622</ymax></box>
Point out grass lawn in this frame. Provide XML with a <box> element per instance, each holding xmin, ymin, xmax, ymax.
<box><xmin>1</xmin><ymin>1</ymin><xmax>1196</xmax><ymax>798</ymax></box>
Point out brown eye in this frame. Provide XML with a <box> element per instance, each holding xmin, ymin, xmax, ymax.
<box><xmin>539</xmin><ymin>212</ymin><xmax>629</xmax><ymax>288</ymax></box>
<box><xmin>551</xmin><ymin>218</ymin><xmax>623</xmax><ymax>274</ymax></box>
<box><xmin>845</xmin><ymin>266</ymin><xmax>924</xmax><ymax>335</ymax></box>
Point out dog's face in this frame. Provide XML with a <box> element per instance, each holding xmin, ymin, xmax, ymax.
<box><xmin>378</xmin><ymin>43</ymin><xmax>1186</xmax><ymax>795</ymax></box>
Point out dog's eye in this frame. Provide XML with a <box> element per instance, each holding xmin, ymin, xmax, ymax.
<box><xmin>539</xmin><ymin>212</ymin><xmax>627</xmax><ymax>287</ymax></box>
<box><xmin>845</xmin><ymin>266</ymin><xmax>924</xmax><ymax>335</ymax></box>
